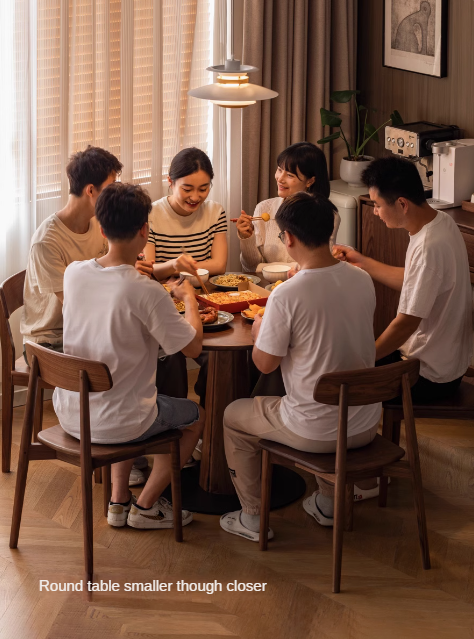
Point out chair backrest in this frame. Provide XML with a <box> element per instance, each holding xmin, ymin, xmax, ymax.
<box><xmin>25</xmin><ymin>342</ymin><xmax>112</xmax><ymax>392</ymax></box>
<box><xmin>314</xmin><ymin>360</ymin><xmax>420</xmax><ymax>406</ymax></box>
<box><xmin>0</xmin><ymin>270</ymin><xmax>26</xmax><ymax>373</ymax></box>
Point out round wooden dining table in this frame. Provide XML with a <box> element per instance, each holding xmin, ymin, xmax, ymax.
<box><xmin>167</xmin><ymin>276</ymin><xmax>306</xmax><ymax>515</ymax></box>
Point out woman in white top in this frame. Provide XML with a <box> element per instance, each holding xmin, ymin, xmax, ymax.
<box><xmin>144</xmin><ymin>147</ymin><xmax>227</xmax><ymax>276</ymax></box>
<box><xmin>237</xmin><ymin>142</ymin><xmax>340</xmax><ymax>273</ymax></box>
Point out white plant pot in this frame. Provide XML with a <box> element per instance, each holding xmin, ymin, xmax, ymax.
<box><xmin>340</xmin><ymin>156</ymin><xmax>374</xmax><ymax>188</ymax></box>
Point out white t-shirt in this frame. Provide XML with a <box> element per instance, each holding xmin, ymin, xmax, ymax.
<box><xmin>256</xmin><ymin>262</ymin><xmax>381</xmax><ymax>440</ymax></box>
<box><xmin>21</xmin><ymin>214</ymin><xmax>108</xmax><ymax>345</ymax></box>
<box><xmin>148</xmin><ymin>196</ymin><xmax>227</xmax><ymax>263</ymax></box>
<box><xmin>398</xmin><ymin>211</ymin><xmax>473</xmax><ymax>382</ymax></box>
<box><xmin>52</xmin><ymin>260</ymin><xmax>196</xmax><ymax>444</ymax></box>
<box><xmin>240</xmin><ymin>197</ymin><xmax>341</xmax><ymax>273</ymax></box>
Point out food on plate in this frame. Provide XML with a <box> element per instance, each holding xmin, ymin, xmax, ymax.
<box><xmin>199</xmin><ymin>307</ymin><xmax>218</xmax><ymax>325</ymax></box>
<box><xmin>260</xmin><ymin>212</ymin><xmax>270</xmax><ymax>222</ymax></box>
<box><xmin>270</xmin><ymin>280</ymin><xmax>284</xmax><ymax>291</ymax></box>
<box><xmin>214</xmin><ymin>273</ymin><xmax>252</xmax><ymax>287</ymax></box>
<box><xmin>163</xmin><ymin>284</ymin><xmax>185</xmax><ymax>313</ymax></box>
<box><xmin>242</xmin><ymin>304</ymin><xmax>265</xmax><ymax>319</ymax></box>
<box><xmin>201</xmin><ymin>291</ymin><xmax>261</xmax><ymax>304</ymax></box>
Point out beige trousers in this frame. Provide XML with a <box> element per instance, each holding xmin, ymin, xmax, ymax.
<box><xmin>223</xmin><ymin>396</ymin><xmax>379</xmax><ymax>515</ymax></box>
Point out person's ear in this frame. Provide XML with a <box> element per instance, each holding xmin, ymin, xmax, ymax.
<box><xmin>306</xmin><ymin>176</ymin><xmax>315</xmax><ymax>189</ymax></box>
<box><xmin>167</xmin><ymin>176</ymin><xmax>173</xmax><ymax>188</ymax></box>
<box><xmin>99</xmin><ymin>226</ymin><xmax>107</xmax><ymax>239</ymax></box>
<box><xmin>139</xmin><ymin>222</ymin><xmax>149</xmax><ymax>239</ymax></box>
<box><xmin>84</xmin><ymin>184</ymin><xmax>94</xmax><ymax>198</ymax></box>
<box><xmin>397</xmin><ymin>197</ymin><xmax>410</xmax><ymax>214</ymax></box>
<box><xmin>285</xmin><ymin>231</ymin><xmax>296</xmax><ymax>248</ymax></box>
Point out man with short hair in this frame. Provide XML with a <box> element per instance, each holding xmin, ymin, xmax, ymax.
<box><xmin>21</xmin><ymin>146</ymin><xmax>152</xmax><ymax>485</ymax></box>
<box><xmin>333</xmin><ymin>156</ymin><xmax>472</xmax><ymax>401</ymax></box>
<box><xmin>220</xmin><ymin>192</ymin><xmax>382</xmax><ymax>541</ymax></box>
<box><xmin>21</xmin><ymin>146</ymin><xmax>123</xmax><ymax>351</ymax></box>
<box><xmin>53</xmin><ymin>182</ymin><xmax>205</xmax><ymax>529</ymax></box>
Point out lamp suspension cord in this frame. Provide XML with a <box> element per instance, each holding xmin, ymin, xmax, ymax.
<box><xmin>229</xmin><ymin>0</ymin><xmax>234</xmax><ymax>60</ymax></box>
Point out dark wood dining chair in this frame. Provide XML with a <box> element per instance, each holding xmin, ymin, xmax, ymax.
<box><xmin>258</xmin><ymin>359</ymin><xmax>430</xmax><ymax>593</ymax></box>
<box><xmin>10</xmin><ymin>343</ymin><xmax>185</xmax><ymax>584</ymax></box>
<box><xmin>0</xmin><ymin>270</ymin><xmax>51</xmax><ymax>473</ymax></box>
<box><xmin>379</xmin><ymin>366</ymin><xmax>474</xmax><ymax>504</ymax></box>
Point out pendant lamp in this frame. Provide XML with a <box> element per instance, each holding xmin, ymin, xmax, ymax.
<box><xmin>188</xmin><ymin>0</ymin><xmax>278</xmax><ymax>108</ymax></box>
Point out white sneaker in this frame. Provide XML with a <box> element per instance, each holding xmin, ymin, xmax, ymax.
<box><xmin>129</xmin><ymin>467</ymin><xmax>146</xmax><ymax>486</ymax></box>
<box><xmin>303</xmin><ymin>491</ymin><xmax>334</xmax><ymax>527</ymax></box>
<box><xmin>353</xmin><ymin>477</ymin><xmax>391</xmax><ymax>502</ymax></box>
<box><xmin>219</xmin><ymin>510</ymin><xmax>274</xmax><ymax>543</ymax></box>
<box><xmin>193</xmin><ymin>439</ymin><xmax>203</xmax><ymax>461</ymax></box>
<box><xmin>107</xmin><ymin>494</ymin><xmax>137</xmax><ymax>527</ymax></box>
<box><xmin>127</xmin><ymin>496</ymin><xmax>193</xmax><ymax>529</ymax></box>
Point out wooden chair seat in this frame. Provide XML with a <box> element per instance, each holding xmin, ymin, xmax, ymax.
<box><xmin>38</xmin><ymin>425</ymin><xmax>182</xmax><ymax>467</ymax></box>
<box><xmin>11</xmin><ymin>357</ymin><xmax>30</xmax><ymax>386</ymax></box>
<box><xmin>259</xmin><ymin>434</ymin><xmax>405</xmax><ymax>477</ymax></box>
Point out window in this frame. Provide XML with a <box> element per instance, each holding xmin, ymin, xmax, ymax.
<box><xmin>36</xmin><ymin>0</ymin><xmax>213</xmax><ymax>204</ymax></box>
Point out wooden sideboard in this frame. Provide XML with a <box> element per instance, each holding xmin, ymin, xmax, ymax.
<box><xmin>357</xmin><ymin>196</ymin><xmax>474</xmax><ymax>338</ymax></box>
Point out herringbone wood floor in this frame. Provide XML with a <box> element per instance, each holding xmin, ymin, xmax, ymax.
<box><xmin>1</xmin><ymin>373</ymin><xmax>474</xmax><ymax>638</ymax></box>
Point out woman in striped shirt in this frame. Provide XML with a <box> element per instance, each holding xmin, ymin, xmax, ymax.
<box><xmin>144</xmin><ymin>147</ymin><xmax>227</xmax><ymax>276</ymax></box>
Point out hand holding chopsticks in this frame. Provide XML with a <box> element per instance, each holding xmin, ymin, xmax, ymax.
<box><xmin>179</xmin><ymin>246</ymin><xmax>211</xmax><ymax>296</ymax></box>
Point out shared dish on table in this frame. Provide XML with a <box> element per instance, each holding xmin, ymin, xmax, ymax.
<box><xmin>214</xmin><ymin>274</ymin><xmax>252</xmax><ymax>287</ymax></box>
<box><xmin>199</xmin><ymin>307</ymin><xmax>218</xmax><ymax>325</ymax></box>
<box><xmin>270</xmin><ymin>280</ymin><xmax>284</xmax><ymax>291</ymax></box>
<box><xmin>201</xmin><ymin>291</ymin><xmax>262</xmax><ymax>304</ymax></box>
<box><xmin>242</xmin><ymin>304</ymin><xmax>265</xmax><ymax>320</ymax></box>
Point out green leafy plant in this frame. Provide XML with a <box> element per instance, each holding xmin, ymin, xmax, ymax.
<box><xmin>318</xmin><ymin>90</ymin><xmax>403</xmax><ymax>161</ymax></box>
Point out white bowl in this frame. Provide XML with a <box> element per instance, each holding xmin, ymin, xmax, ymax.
<box><xmin>262</xmin><ymin>264</ymin><xmax>291</xmax><ymax>284</ymax></box>
<box><xmin>180</xmin><ymin>268</ymin><xmax>209</xmax><ymax>288</ymax></box>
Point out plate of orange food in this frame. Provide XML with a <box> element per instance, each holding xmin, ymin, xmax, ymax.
<box><xmin>241</xmin><ymin>304</ymin><xmax>266</xmax><ymax>321</ymax></box>
<box><xmin>199</xmin><ymin>308</ymin><xmax>234</xmax><ymax>331</ymax></box>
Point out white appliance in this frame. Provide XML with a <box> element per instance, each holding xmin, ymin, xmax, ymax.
<box><xmin>329</xmin><ymin>179</ymin><xmax>367</xmax><ymax>247</ymax></box>
<box><xmin>428</xmin><ymin>139</ymin><xmax>474</xmax><ymax>209</ymax></box>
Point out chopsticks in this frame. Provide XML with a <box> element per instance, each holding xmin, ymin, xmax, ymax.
<box><xmin>230</xmin><ymin>216</ymin><xmax>268</xmax><ymax>222</ymax></box>
<box><xmin>180</xmin><ymin>246</ymin><xmax>211</xmax><ymax>296</ymax></box>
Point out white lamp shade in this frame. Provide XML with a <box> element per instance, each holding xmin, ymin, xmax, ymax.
<box><xmin>188</xmin><ymin>82</ymin><xmax>278</xmax><ymax>102</ymax></box>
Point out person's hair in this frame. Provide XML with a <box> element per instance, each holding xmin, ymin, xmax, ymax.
<box><xmin>95</xmin><ymin>182</ymin><xmax>152</xmax><ymax>241</ymax></box>
<box><xmin>362</xmin><ymin>156</ymin><xmax>426</xmax><ymax>205</ymax></box>
<box><xmin>169</xmin><ymin>147</ymin><xmax>214</xmax><ymax>183</ymax></box>
<box><xmin>66</xmin><ymin>145</ymin><xmax>123</xmax><ymax>196</ymax></box>
<box><xmin>275</xmin><ymin>191</ymin><xmax>337</xmax><ymax>248</ymax></box>
<box><xmin>276</xmin><ymin>142</ymin><xmax>330</xmax><ymax>198</ymax></box>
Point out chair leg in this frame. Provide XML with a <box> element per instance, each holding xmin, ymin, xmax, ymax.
<box><xmin>81</xmin><ymin>462</ymin><xmax>94</xmax><ymax>584</ymax></box>
<box><xmin>102</xmin><ymin>465</ymin><xmax>111</xmax><ymax>517</ymax></box>
<box><xmin>332</xmin><ymin>475</ymin><xmax>346</xmax><ymax>593</ymax></box>
<box><xmin>94</xmin><ymin>468</ymin><xmax>102</xmax><ymax>484</ymax></box>
<box><xmin>2</xmin><ymin>376</ymin><xmax>13</xmax><ymax>473</ymax></box>
<box><xmin>259</xmin><ymin>449</ymin><xmax>272</xmax><ymax>551</ymax></box>
<box><xmin>170</xmin><ymin>440</ymin><xmax>183</xmax><ymax>543</ymax></box>
<box><xmin>344</xmin><ymin>483</ymin><xmax>354</xmax><ymax>532</ymax></box>
<box><xmin>9</xmin><ymin>434</ymin><xmax>31</xmax><ymax>548</ymax></box>
<box><xmin>392</xmin><ymin>420</ymin><xmax>401</xmax><ymax>446</ymax></box>
<box><xmin>33</xmin><ymin>387</ymin><xmax>44</xmax><ymax>442</ymax></box>
<box><xmin>379</xmin><ymin>409</ymin><xmax>394</xmax><ymax>507</ymax></box>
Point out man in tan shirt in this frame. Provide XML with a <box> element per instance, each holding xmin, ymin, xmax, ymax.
<box><xmin>21</xmin><ymin>146</ymin><xmax>123</xmax><ymax>350</ymax></box>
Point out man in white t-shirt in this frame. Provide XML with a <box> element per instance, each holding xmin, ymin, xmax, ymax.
<box><xmin>220</xmin><ymin>193</ymin><xmax>382</xmax><ymax>542</ymax></box>
<box><xmin>333</xmin><ymin>156</ymin><xmax>472</xmax><ymax>401</ymax></box>
<box><xmin>53</xmin><ymin>182</ymin><xmax>205</xmax><ymax>530</ymax></box>
<box><xmin>21</xmin><ymin>146</ymin><xmax>124</xmax><ymax>350</ymax></box>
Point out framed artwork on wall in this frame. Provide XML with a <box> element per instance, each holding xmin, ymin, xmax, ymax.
<box><xmin>383</xmin><ymin>0</ymin><xmax>448</xmax><ymax>77</ymax></box>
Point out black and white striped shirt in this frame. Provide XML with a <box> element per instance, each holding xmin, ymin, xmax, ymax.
<box><xmin>148</xmin><ymin>196</ymin><xmax>227</xmax><ymax>263</ymax></box>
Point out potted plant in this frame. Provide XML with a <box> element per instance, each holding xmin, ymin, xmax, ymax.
<box><xmin>318</xmin><ymin>90</ymin><xmax>403</xmax><ymax>187</ymax></box>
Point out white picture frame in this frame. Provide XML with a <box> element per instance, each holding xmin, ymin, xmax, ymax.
<box><xmin>383</xmin><ymin>0</ymin><xmax>448</xmax><ymax>78</ymax></box>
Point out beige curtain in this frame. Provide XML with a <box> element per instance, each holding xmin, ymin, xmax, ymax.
<box><xmin>241</xmin><ymin>0</ymin><xmax>357</xmax><ymax>214</ymax></box>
